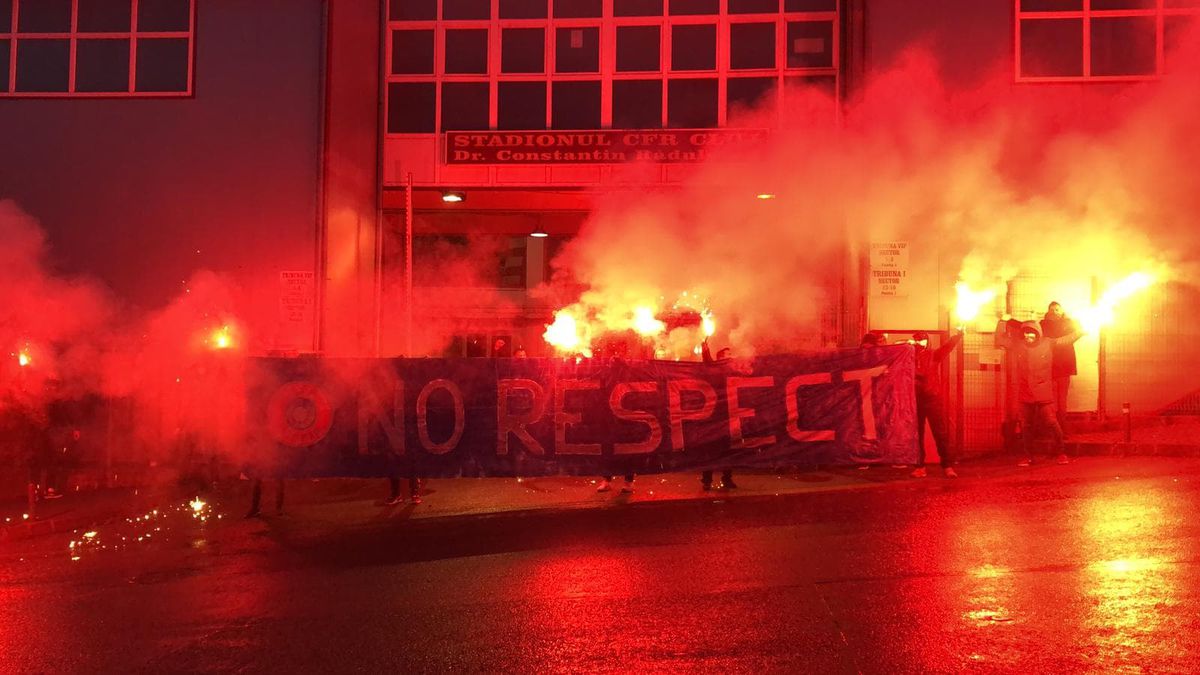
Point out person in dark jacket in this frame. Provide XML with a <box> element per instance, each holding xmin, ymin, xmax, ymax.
<box><xmin>996</xmin><ymin>318</ymin><xmax>1084</xmax><ymax>466</ymax></box>
<box><xmin>1040</xmin><ymin>301</ymin><xmax>1080</xmax><ymax>434</ymax></box>
<box><xmin>910</xmin><ymin>328</ymin><xmax>963</xmax><ymax>478</ymax></box>
<box><xmin>699</xmin><ymin>339</ymin><xmax>737</xmax><ymax>490</ymax></box>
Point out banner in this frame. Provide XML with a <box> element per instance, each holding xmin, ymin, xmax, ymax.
<box><xmin>445</xmin><ymin>129</ymin><xmax>770</xmax><ymax>165</ymax></box>
<box><xmin>247</xmin><ymin>346</ymin><xmax>917</xmax><ymax>478</ymax></box>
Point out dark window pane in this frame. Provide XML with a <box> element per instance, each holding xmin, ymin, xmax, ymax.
<box><xmin>785</xmin><ymin>0</ymin><xmax>837</xmax><ymax>10</ymax></box>
<box><xmin>18</xmin><ymin>0</ymin><xmax>71</xmax><ymax>32</ymax></box>
<box><xmin>554</xmin><ymin>0</ymin><xmax>602</xmax><ymax>17</ymax></box>
<box><xmin>135</xmin><ymin>37</ymin><xmax>188</xmax><ymax>91</ymax></box>
<box><xmin>669</xmin><ymin>0</ymin><xmax>719</xmax><ymax>15</ymax></box>
<box><xmin>388</xmin><ymin>82</ymin><xmax>436</xmax><ymax>133</ymax></box>
<box><xmin>787</xmin><ymin>74</ymin><xmax>836</xmax><ymax>96</ymax></box>
<box><xmin>1091</xmin><ymin>16</ymin><xmax>1155</xmax><ymax>76</ymax></box>
<box><xmin>444</xmin><ymin>0</ymin><xmax>490</xmax><ymax>19</ymax></box>
<box><xmin>15</xmin><ymin>39</ymin><xmax>69</xmax><ymax>91</ymax></box>
<box><xmin>466</xmin><ymin>334</ymin><xmax>488</xmax><ymax>357</ymax></box>
<box><xmin>1020</xmin><ymin>19</ymin><xmax>1082</xmax><ymax>77</ymax></box>
<box><xmin>731</xmin><ymin>22</ymin><xmax>776</xmax><ymax>69</ymax></box>
<box><xmin>78</xmin><ymin>0</ymin><xmax>132</xmax><ymax>33</ymax></box>
<box><xmin>500</xmin><ymin>0</ymin><xmax>547</xmax><ymax>19</ymax></box>
<box><xmin>498</xmin><ymin>81</ymin><xmax>546</xmax><ymax>130</ymax></box>
<box><xmin>1019</xmin><ymin>0</ymin><xmax>1082</xmax><ymax>10</ymax></box>
<box><xmin>76</xmin><ymin>38</ymin><xmax>130</xmax><ymax>92</ymax></box>
<box><xmin>392</xmin><ymin>29</ymin><xmax>434</xmax><ymax>74</ymax></box>
<box><xmin>727</xmin><ymin>77</ymin><xmax>775</xmax><ymax>122</ymax></box>
<box><xmin>442</xmin><ymin>82</ymin><xmax>490</xmax><ymax>130</ymax></box>
<box><xmin>612</xmin><ymin>79</ymin><xmax>662</xmax><ymax>128</ymax></box>
<box><xmin>617</xmin><ymin>25</ymin><xmax>660</xmax><ymax>71</ymax></box>
<box><xmin>1091</xmin><ymin>0</ymin><xmax>1154</xmax><ymax>8</ymax></box>
<box><xmin>1166</xmin><ymin>0</ymin><xmax>1200</xmax><ymax>7</ymax></box>
<box><xmin>502</xmin><ymin>28</ymin><xmax>544</xmax><ymax>73</ymax></box>
<box><xmin>731</xmin><ymin>0</ymin><xmax>779</xmax><ymax>12</ymax></box>
<box><xmin>786</xmin><ymin>21</ymin><xmax>833</xmax><ymax>67</ymax></box>
<box><xmin>0</xmin><ymin>0</ymin><xmax>10</xmax><ymax>32</ymax></box>
<box><xmin>615</xmin><ymin>0</ymin><xmax>663</xmax><ymax>16</ymax></box>
<box><xmin>390</xmin><ymin>0</ymin><xmax>436</xmax><ymax>20</ymax></box>
<box><xmin>672</xmin><ymin>24</ymin><xmax>716</xmax><ymax>70</ymax></box>
<box><xmin>552</xmin><ymin>80</ymin><xmax>601</xmax><ymax>129</ymax></box>
<box><xmin>0</xmin><ymin>40</ymin><xmax>9</xmax><ymax>91</ymax></box>
<box><xmin>137</xmin><ymin>0</ymin><xmax>191</xmax><ymax>32</ymax></box>
<box><xmin>556</xmin><ymin>26</ymin><xmax>599</xmax><ymax>73</ymax></box>
<box><xmin>668</xmin><ymin>78</ymin><xmax>717</xmax><ymax>127</ymax></box>
<box><xmin>445</xmin><ymin>29</ymin><xmax>488</xmax><ymax>74</ymax></box>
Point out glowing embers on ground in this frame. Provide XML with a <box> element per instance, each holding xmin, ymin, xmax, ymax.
<box><xmin>64</xmin><ymin>499</ymin><xmax>224</xmax><ymax>563</ymax></box>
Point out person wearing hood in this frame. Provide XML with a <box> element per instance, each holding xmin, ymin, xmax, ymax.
<box><xmin>910</xmin><ymin>328</ymin><xmax>964</xmax><ymax>478</ymax></box>
<box><xmin>996</xmin><ymin>317</ymin><xmax>1084</xmax><ymax>466</ymax></box>
<box><xmin>1041</xmin><ymin>301</ymin><xmax>1081</xmax><ymax>434</ymax></box>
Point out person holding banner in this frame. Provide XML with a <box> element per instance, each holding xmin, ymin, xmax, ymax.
<box><xmin>910</xmin><ymin>328</ymin><xmax>963</xmax><ymax>479</ymax></box>
<box><xmin>699</xmin><ymin>339</ymin><xmax>737</xmax><ymax>490</ymax></box>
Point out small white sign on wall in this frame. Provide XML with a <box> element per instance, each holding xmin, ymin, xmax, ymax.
<box><xmin>870</xmin><ymin>241</ymin><xmax>909</xmax><ymax>297</ymax></box>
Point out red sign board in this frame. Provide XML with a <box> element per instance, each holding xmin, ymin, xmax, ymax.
<box><xmin>445</xmin><ymin>129</ymin><xmax>770</xmax><ymax>165</ymax></box>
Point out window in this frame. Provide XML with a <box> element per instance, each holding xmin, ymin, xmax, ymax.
<box><xmin>730</xmin><ymin>0</ymin><xmax>779</xmax><ymax>13</ymax></box>
<box><xmin>671</xmin><ymin>24</ymin><xmax>716</xmax><ymax>71</ymax></box>
<box><xmin>613</xmin><ymin>79</ymin><xmax>662</xmax><ymax>128</ymax></box>
<box><xmin>384</xmin><ymin>0</ymin><xmax>840</xmax><ymax>135</ymax></box>
<box><xmin>1</xmin><ymin>0</ymin><xmax>194</xmax><ymax>96</ymax></box>
<box><xmin>787</xmin><ymin>21</ymin><xmax>834</xmax><ymax>68</ymax></box>
<box><xmin>668</xmin><ymin>78</ymin><xmax>717</xmax><ymax>127</ymax></box>
<box><xmin>500</xmin><ymin>0</ymin><xmax>547</xmax><ymax>19</ymax></box>
<box><xmin>555</xmin><ymin>26</ymin><xmax>599</xmax><ymax>73</ymax></box>
<box><xmin>615</xmin><ymin>0</ymin><xmax>664</xmax><ymax>16</ymax></box>
<box><xmin>388</xmin><ymin>82</ymin><xmax>436</xmax><ymax>133</ymax></box>
<box><xmin>731</xmin><ymin>22</ymin><xmax>776</xmax><ymax>69</ymax></box>
<box><xmin>444</xmin><ymin>0</ymin><xmax>490</xmax><ymax>20</ymax></box>
<box><xmin>554</xmin><ymin>0</ymin><xmax>602</xmax><ymax>18</ymax></box>
<box><xmin>1016</xmin><ymin>0</ymin><xmax>1200</xmax><ymax>80</ymax></box>
<box><xmin>498</xmin><ymin>81</ymin><xmax>546</xmax><ymax>129</ymax></box>
<box><xmin>392</xmin><ymin>30</ymin><xmax>435</xmax><ymax>74</ymax></box>
<box><xmin>617</xmin><ymin>25</ymin><xmax>660</xmax><ymax>71</ymax></box>
<box><xmin>669</xmin><ymin>0</ymin><xmax>720</xmax><ymax>15</ymax></box>
<box><xmin>441</xmin><ymin>82</ymin><xmax>489</xmax><ymax>130</ymax></box>
<box><xmin>502</xmin><ymin>28</ymin><xmax>545</xmax><ymax>73</ymax></box>
<box><xmin>445</xmin><ymin>29</ymin><xmax>488</xmax><ymax>74</ymax></box>
<box><xmin>552</xmin><ymin>80</ymin><xmax>601</xmax><ymax>129</ymax></box>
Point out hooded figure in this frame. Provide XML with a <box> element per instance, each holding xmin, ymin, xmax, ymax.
<box><xmin>909</xmin><ymin>328</ymin><xmax>963</xmax><ymax>478</ymax></box>
<box><xmin>996</xmin><ymin>318</ymin><xmax>1083</xmax><ymax>465</ymax></box>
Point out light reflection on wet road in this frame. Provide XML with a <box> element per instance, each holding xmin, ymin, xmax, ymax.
<box><xmin>2</xmin><ymin>458</ymin><xmax>1200</xmax><ymax>672</ymax></box>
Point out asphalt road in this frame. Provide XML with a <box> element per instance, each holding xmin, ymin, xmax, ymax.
<box><xmin>3</xmin><ymin>458</ymin><xmax>1200</xmax><ymax>673</ymax></box>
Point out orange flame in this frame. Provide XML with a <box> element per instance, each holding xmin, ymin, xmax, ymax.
<box><xmin>543</xmin><ymin>309</ymin><xmax>592</xmax><ymax>357</ymax></box>
<box><xmin>953</xmin><ymin>282</ymin><xmax>998</xmax><ymax>325</ymax></box>
<box><xmin>631</xmin><ymin>306</ymin><xmax>665</xmax><ymax>336</ymax></box>
<box><xmin>208</xmin><ymin>325</ymin><xmax>234</xmax><ymax>350</ymax></box>
<box><xmin>1078</xmin><ymin>271</ymin><xmax>1156</xmax><ymax>333</ymax></box>
<box><xmin>17</xmin><ymin>350</ymin><xmax>31</xmax><ymax>367</ymax></box>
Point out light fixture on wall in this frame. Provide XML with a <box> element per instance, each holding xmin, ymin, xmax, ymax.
<box><xmin>530</xmin><ymin>227</ymin><xmax>548</xmax><ymax>238</ymax></box>
<box><xmin>441</xmin><ymin>190</ymin><xmax>466</xmax><ymax>203</ymax></box>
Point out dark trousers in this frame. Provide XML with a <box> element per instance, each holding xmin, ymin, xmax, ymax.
<box><xmin>701</xmin><ymin>469</ymin><xmax>733</xmax><ymax>486</ymax></box>
<box><xmin>1020</xmin><ymin>401</ymin><xmax>1065</xmax><ymax>458</ymax></box>
<box><xmin>389</xmin><ymin>476</ymin><xmax>420</xmax><ymax>499</ymax></box>
<box><xmin>917</xmin><ymin>391</ymin><xmax>954</xmax><ymax>468</ymax></box>
<box><xmin>248</xmin><ymin>478</ymin><xmax>285</xmax><ymax>515</ymax></box>
<box><xmin>1053</xmin><ymin>376</ymin><xmax>1071</xmax><ymax>434</ymax></box>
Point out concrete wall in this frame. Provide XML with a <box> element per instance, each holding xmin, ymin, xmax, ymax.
<box><xmin>0</xmin><ymin>0</ymin><xmax>325</xmax><ymax>351</ymax></box>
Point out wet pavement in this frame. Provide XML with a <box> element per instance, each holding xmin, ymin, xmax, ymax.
<box><xmin>2</xmin><ymin>457</ymin><xmax>1199</xmax><ymax>672</ymax></box>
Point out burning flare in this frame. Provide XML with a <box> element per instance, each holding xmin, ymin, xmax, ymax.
<box><xmin>631</xmin><ymin>306</ymin><xmax>665</xmax><ymax>336</ymax></box>
<box><xmin>543</xmin><ymin>309</ymin><xmax>592</xmax><ymax>357</ymax></box>
<box><xmin>1078</xmin><ymin>271</ymin><xmax>1156</xmax><ymax>333</ymax></box>
<box><xmin>953</xmin><ymin>282</ymin><xmax>998</xmax><ymax>325</ymax></box>
<box><xmin>16</xmin><ymin>349</ymin><xmax>31</xmax><ymax>367</ymax></box>
<box><xmin>208</xmin><ymin>325</ymin><xmax>233</xmax><ymax>350</ymax></box>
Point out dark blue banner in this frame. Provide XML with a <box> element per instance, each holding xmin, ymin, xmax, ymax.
<box><xmin>247</xmin><ymin>346</ymin><xmax>917</xmax><ymax>478</ymax></box>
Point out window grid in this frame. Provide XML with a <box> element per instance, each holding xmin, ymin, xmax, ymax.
<box><xmin>1015</xmin><ymin>0</ymin><xmax>1200</xmax><ymax>82</ymax></box>
<box><xmin>386</xmin><ymin>0</ymin><xmax>839</xmax><ymax>134</ymax></box>
<box><xmin>1</xmin><ymin>0</ymin><xmax>195</xmax><ymax>97</ymax></box>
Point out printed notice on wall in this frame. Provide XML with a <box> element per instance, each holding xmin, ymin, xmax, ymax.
<box><xmin>279</xmin><ymin>271</ymin><xmax>316</xmax><ymax>328</ymax></box>
<box><xmin>869</xmin><ymin>241</ymin><xmax>909</xmax><ymax>297</ymax></box>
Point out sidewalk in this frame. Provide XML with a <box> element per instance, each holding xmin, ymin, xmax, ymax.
<box><xmin>0</xmin><ymin>485</ymin><xmax>189</xmax><ymax>544</ymax></box>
